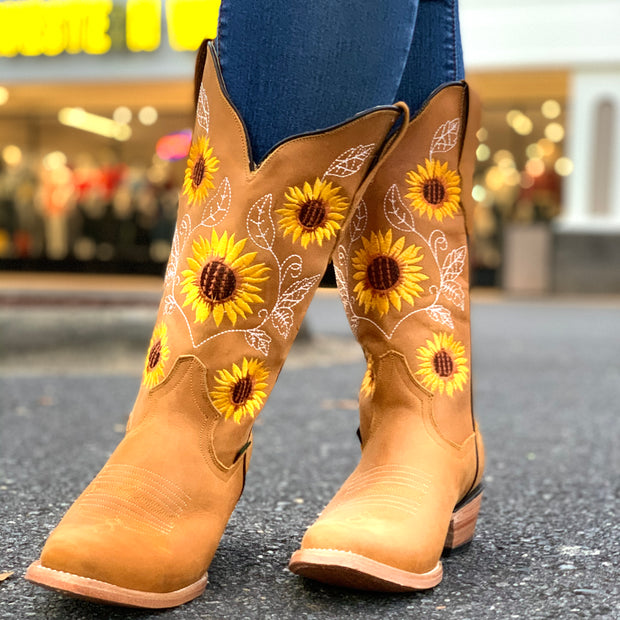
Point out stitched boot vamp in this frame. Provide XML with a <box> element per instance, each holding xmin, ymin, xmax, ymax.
<box><xmin>40</xmin><ymin>357</ymin><xmax>241</xmax><ymax>593</ymax></box>
<box><xmin>299</xmin><ymin>350</ymin><xmax>479</xmax><ymax>575</ymax></box>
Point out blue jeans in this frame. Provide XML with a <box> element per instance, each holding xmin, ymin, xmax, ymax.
<box><xmin>217</xmin><ymin>0</ymin><xmax>464</xmax><ymax>164</ymax></box>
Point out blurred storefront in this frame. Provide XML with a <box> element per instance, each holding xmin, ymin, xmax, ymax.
<box><xmin>466</xmin><ymin>71</ymin><xmax>568</xmax><ymax>289</ymax></box>
<box><xmin>462</xmin><ymin>0</ymin><xmax>620</xmax><ymax>293</ymax></box>
<box><xmin>1</xmin><ymin>0</ymin><xmax>620</xmax><ymax>291</ymax></box>
<box><xmin>0</xmin><ymin>0</ymin><xmax>216</xmax><ymax>274</ymax></box>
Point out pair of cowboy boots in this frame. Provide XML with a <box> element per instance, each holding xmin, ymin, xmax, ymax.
<box><xmin>26</xmin><ymin>41</ymin><xmax>484</xmax><ymax>607</ymax></box>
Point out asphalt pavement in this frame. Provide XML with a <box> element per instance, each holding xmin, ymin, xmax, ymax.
<box><xmin>1</xmin><ymin>291</ymin><xmax>619</xmax><ymax>619</ymax></box>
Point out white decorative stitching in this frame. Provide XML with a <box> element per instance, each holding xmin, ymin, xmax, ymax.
<box><xmin>331</xmin><ymin>115</ymin><xmax>469</xmax><ymax>339</ymax></box>
<box><xmin>384</xmin><ymin>184</ymin><xmax>416</xmax><ymax>233</ymax></box>
<box><xmin>323</xmin><ymin>144</ymin><xmax>376</xmax><ymax>180</ymax></box>
<box><xmin>429</xmin><ymin>118</ymin><xmax>460</xmax><ymax>160</ymax></box>
<box><xmin>202</xmin><ymin>176</ymin><xmax>231</xmax><ymax>227</ymax></box>
<box><xmin>246</xmin><ymin>193</ymin><xmax>275</xmax><ymax>250</ymax></box>
<box><xmin>102</xmin><ymin>464</ymin><xmax>191</xmax><ymax>500</ymax></box>
<box><xmin>196</xmin><ymin>84</ymin><xmax>209</xmax><ymax>133</ymax></box>
<box><xmin>161</xmin><ymin>140</ymin><xmax>373</xmax><ymax>361</ymax></box>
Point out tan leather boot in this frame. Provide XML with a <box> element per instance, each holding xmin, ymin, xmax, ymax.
<box><xmin>25</xmin><ymin>41</ymin><xmax>408</xmax><ymax>608</ymax></box>
<box><xmin>289</xmin><ymin>82</ymin><xmax>485</xmax><ymax>591</ymax></box>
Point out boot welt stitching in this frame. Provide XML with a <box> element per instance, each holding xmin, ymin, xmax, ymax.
<box><xmin>31</xmin><ymin>563</ymin><xmax>207</xmax><ymax>593</ymax></box>
<box><xmin>294</xmin><ymin>548</ymin><xmax>442</xmax><ymax>579</ymax></box>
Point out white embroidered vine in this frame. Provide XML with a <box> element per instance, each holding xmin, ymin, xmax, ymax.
<box><xmin>335</xmin><ymin>117</ymin><xmax>466</xmax><ymax>338</ymax></box>
<box><xmin>162</xmin><ymin>135</ymin><xmax>375</xmax><ymax>355</ymax></box>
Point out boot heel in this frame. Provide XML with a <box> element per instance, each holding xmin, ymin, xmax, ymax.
<box><xmin>443</xmin><ymin>486</ymin><xmax>483</xmax><ymax>554</ymax></box>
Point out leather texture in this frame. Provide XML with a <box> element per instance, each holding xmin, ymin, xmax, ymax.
<box><xmin>33</xmin><ymin>41</ymin><xmax>408</xmax><ymax>599</ymax></box>
<box><xmin>293</xmin><ymin>82</ymin><xmax>485</xmax><ymax>581</ymax></box>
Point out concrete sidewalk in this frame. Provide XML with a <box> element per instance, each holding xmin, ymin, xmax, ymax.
<box><xmin>1</xmin><ymin>293</ymin><xmax>619</xmax><ymax>619</ymax></box>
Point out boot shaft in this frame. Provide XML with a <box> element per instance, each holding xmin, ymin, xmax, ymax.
<box><xmin>129</xmin><ymin>41</ymin><xmax>410</xmax><ymax>464</ymax></box>
<box><xmin>334</xmin><ymin>81</ymin><xmax>481</xmax><ymax>450</ymax></box>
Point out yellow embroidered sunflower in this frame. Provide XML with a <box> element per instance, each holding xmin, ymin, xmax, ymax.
<box><xmin>405</xmin><ymin>158</ymin><xmax>461</xmax><ymax>222</ymax></box>
<box><xmin>415</xmin><ymin>332</ymin><xmax>469</xmax><ymax>397</ymax></box>
<box><xmin>182</xmin><ymin>136</ymin><xmax>220</xmax><ymax>207</ymax></box>
<box><xmin>142</xmin><ymin>322</ymin><xmax>171</xmax><ymax>389</ymax></box>
<box><xmin>360</xmin><ymin>355</ymin><xmax>375</xmax><ymax>399</ymax></box>
<box><xmin>210</xmin><ymin>358</ymin><xmax>270</xmax><ymax>423</ymax></box>
<box><xmin>352</xmin><ymin>229</ymin><xmax>428</xmax><ymax>316</ymax></box>
<box><xmin>277</xmin><ymin>178</ymin><xmax>349</xmax><ymax>248</ymax></box>
<box><xmin>181</xmin><ymin>230</ymin><xmax>269</xmax><ymax>327</ymax></box>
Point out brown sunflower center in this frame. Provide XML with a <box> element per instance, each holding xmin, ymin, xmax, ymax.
<box><xmin>433</xmin><ymin>349</ymin><xmax>454</xmax><ymax>377</ymax></box>
<box><xmin>367</xmin><ymin>255</ymin><xmax>400</xmax><ymax>291</ymax></box>
<box><xmin>423</xmin><ymin>178</ymin><xmax>446</xmax><ymax>205</ymax></box>
<box><xmin>200</xmin><ymin>260</ymin><xmax>237</xmax><ymax>302</ymax></box>
<box><xmin>232</xmin><ymin>376</ymin><xmax>253</xmax><ymax>406</ymax></box>
<box><xmin>147</xmin><ymin>341</ymin><xmax>162</xmax><ymax>370</ymax></box>
<box><xmin>192</xmin><ymin>155</ymin><xmax>206</xmax><ymax>188</ymax></box>
<box><xmin>298</xmin><ymin>199</ymin><xmax>327</xmax><ymax>230</ymax></box>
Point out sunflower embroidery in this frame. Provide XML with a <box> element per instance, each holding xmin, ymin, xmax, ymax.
<box><xmin>142</xmin><ymin>322</ymin><xmax>171</xmax><ymax>389</ymax></box>
<box><xmin>181</xmin><ymin>230</ymin><xmax>269</xmax><ymax>327</ymax></box>
<box><xmin>360</xmin><ymin>355</ymin><xmax>375</xmax><ymax>399</ymax></box>
<box><xmin>182</xmin><ymin>136</ymin><xmax>220</xmax><ymax>207</ymax></box>
<box><xmin>405</xmin><ymin>159</ymin><xmax>461</xmax><ymax>222</ymax></box>
<box><xmin>277</xmin><ymin>178</ymin><xmax>349</xmax><ymax>248</ymax></box>
<box><xmin>210</xmin><ymin>358</ymin><xmax>270</xmax><ymax>423</ymax></box>
<box><xmin>415</xmin><ymin>332</ymin><xmax>469</xmax><ymax>397</ymax></box>
<box><xmin>352</xmin><ymin>229</ymin><xmax>428</xmax><ymax>316</ymax></box>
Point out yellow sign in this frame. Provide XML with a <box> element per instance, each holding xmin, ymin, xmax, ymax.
<box><xmin>0</xmin><ymin>1</ymin><xmax>113</xmax><ymax>57</ymax></box>
<box><xmin>165</xmin><ymin>0</ymin><xmax>218</xmax><ymax>52</ymax></box>
<box><xmin>0</xmin><ymin>0</ymin><xmax>219</xmax><ymax>58</ymax></box>
<box><xmin>126</xmin><ymin>0</ymin><xmax>161</xmax><ymax>52</ymax></box>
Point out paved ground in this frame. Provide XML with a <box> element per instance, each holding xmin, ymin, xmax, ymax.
<box><xmin>1</xmin><ymin>291</ymin><xmax>619</xmax><ymax>619</ymax></box>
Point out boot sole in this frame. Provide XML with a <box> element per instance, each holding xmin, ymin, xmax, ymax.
<box><xmin>289</xmin><ymin>486</ymin><xmax>483</xmax><ymax>592</ymax></box>
<box><xmin>25</xmin><ymin>560</ymin><xmax>207</xmax><ymax>609</ymax></box>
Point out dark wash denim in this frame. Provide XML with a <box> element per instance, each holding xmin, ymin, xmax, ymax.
<box><xmin>217</xmin><ymin>0</ymin><xmax>464</xmax><ymax>164</ymax></box>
